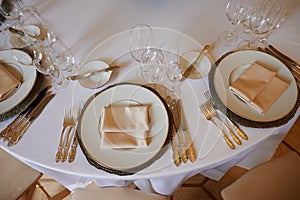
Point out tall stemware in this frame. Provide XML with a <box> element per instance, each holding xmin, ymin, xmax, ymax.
<box><xmin>253</xmin><ymin>1</ymin><xmax>284</xmax><ymax>48</ymax></box>
<box><xmin>218</xmin><ymin>0</ymin><xmax>253</xmax><ymax>46</ymax></box>
<box><xmin>129</xmin><ymin>24</ymin><xmax>165</xmax><ymax>83</ymax></box>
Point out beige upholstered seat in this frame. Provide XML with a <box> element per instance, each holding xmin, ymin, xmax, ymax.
<box><xmin>0</xmin><ymin>148</ymin><xmax>42</xmax><ymax>200</ymax></box>
<box><xmin>221</xmin><ymin>151</ymin><xmax>300</xmax><ymax>200</ymax></box>
<box><xmin>65</xmin><ymin>184</ymin><xmax>169</xmax><ymax>200</ymax></box>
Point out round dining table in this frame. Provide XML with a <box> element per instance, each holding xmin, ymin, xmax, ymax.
<box><xmin>0</xmin><ymin>0</ymin><xmax>299</xmax><ymax>195</ymax></box>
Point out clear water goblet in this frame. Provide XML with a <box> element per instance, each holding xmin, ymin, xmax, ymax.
<box><xmin>166</xmin><ymin>62</ymin><xmax>182</xmax><ymax>97</ymax></box>
<box><xmin>0</xmin><ymin>0</ymin><xmax>22</xmax><ymax>20</ymax></box>
<box><xmin>218</xmin><ymin>0</ymin><xmax>253</xmax><ymax>46</ymax></box>
<box><xmin>129</xmin><ymin>24</ymin><xmax>154</xmax><ymax>63</ymax></box>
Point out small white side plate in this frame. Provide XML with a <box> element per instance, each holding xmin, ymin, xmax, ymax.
<box><xmin>78</xmin><ymin>60</ymin><xmax>112</xmax><ymax>89</ymax></box>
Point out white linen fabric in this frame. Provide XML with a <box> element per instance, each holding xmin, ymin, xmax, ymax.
<box><xmin>1</xmin><ymin>0</ymin><xmax>299</xmax><ymax>196</ymax></box>
<box><xmin>99</xmin><ymin>105</ymin><xmax>150</xmax><ymax>149</ymax></box>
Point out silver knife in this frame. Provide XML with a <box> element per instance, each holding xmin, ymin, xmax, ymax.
<box><xmin>172</xmin><ymin>99</ymin><xmax>188</xmax><ymax>163</ymax></box>
<box><xmin>1</xmin><ymin>86</ymin><xmax>51</xmax><ymax>141</ymax></box>
<box><xmin>8</xmin><ymin>91</ymin><xmax>56</xmax><ymax>146</ymax></box>
<box><xmin>269</xmin><ymin>45</ymin><xmax>300</xmax><ymax>71</ymax></box>
<box><xmin>67</xmin><ymin>66</ymin><xmax>120</xmax><ymax>80</ymax></box>
<box><xmin>165</xmin><ymin>96</ymin><xmax>181</xmax><ymax>166</ymax></box>
<box><xmin>177</xmin><ymin>99</ymin><xmax>196</xmax><ymax>162</ymax></box>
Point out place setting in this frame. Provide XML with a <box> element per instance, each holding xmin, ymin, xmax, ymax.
<box><xmin>58</xmin><ymin>23</ymin><xmax>217</xmax><ymax>174</ymax></box>
<box><xmin>0</xmin><ymin>3</ymin><xmax>76</xmax><ymax>147</ymax></box>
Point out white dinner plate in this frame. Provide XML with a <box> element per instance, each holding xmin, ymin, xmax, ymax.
<box><xmin>213</xmin><ymin>50</ymin><xmax>298</xmax><ymax>122</ymax></box>
<box><xmin>77</xmin><ymin>83</ymin><xmax>171</xmax><ymax>174</ymax></box>
<box><xmin>0</xmin><ymin>49</ymin><xmax>37</xmax><ymax>115</ymax></box>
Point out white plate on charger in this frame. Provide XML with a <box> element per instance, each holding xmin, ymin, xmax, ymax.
<box><xmin>77</xmin><ymin>83</ymin><xmax>171</xmax><ymax>174</ymax></box>
<box><xmin>213</xmin><ymin>50</ymin><xmax>298</xmax><ymax>122</ymax></box>
<box><xmin>0</xmin><ymin>49</ymin><xmax>37</xmax><ymax>115</ymax></box>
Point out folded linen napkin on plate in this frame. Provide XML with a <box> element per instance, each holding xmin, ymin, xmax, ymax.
<box><xmin>99</xmin><ymin>104</ymin><xmax>150</xmax><ymax>149</ymax></box>
<box><xmin>229</xmin><ymin>62</ymin><xmax>289</xmax><ymax>114</ymax></box>
<box><xmin>0</xmin><ymin>63</ymin><xmax>22</xmax><ymax>102</ymax></box>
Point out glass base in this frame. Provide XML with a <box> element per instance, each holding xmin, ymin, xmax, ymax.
<box><xmin>218</xmin><ymin>30</ymin><xmax>238</xmax><ymax>46</ymax></box>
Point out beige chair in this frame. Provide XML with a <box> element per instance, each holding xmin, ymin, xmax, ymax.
<box><xmin>65</xmin><ymin>183</ymin><xmax>169</xmax><ymax>200</ymax></box>
<box><xmin>0</xmin><ymin>148</ymin><xmax>42</xmax><ymax>200</ymax></box>
<box><xmin>221</xmin><ymin>151</ymin><xmax>300</xmax><ymax>200</ymax></box>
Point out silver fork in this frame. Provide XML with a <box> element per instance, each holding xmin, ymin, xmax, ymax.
<box><xmin>55</xmin><ymin>109</ymin><xmax>72</xmax><ymax>162</ymax></box>
<box><xmin>61</xmin><ymin>108</ymin><xmax>77</xmax><ymax>162</ymax></box>
<box><xmin>68</xmin><ymin>102</ymin><xmax>84</xmax><ymax>163</ymax></box>
<box><xmin>204</xmin><ymin>91</ymin><xmax>248</xmax><ymax>141</ymax></box>
<box><xmin>199</xmin><ymin>102</ymin><xmax>235</xmax><ymax>150</ymax></box>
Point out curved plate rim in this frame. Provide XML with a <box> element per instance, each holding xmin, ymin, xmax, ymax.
<box><xmin>209</xmin><ymin>49</ymin><xmax>300</xmax><ymax>128</ymax></box>
<box><xmin>0</xmin><ymin>49</ymin><xmax>37</xmax><ymax>114</ymax></box>
<box><xmin>77</xmin><ymin>83</ymin><xmax>172</xmax><ymax>175</ymax></box>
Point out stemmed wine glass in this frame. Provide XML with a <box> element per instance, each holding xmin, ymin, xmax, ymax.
<box><xmin>160</xmin><ymin>41</ymin><xmax>182</xmax><ymax>95</ymax></box>
<box><xmin>218</xmin><ymin>0</ymin><xmax>253</xmax><ymax>45</ymax></box>
<box><xmin>0</xmin><ymin>0</ymin><xmax>22</xmax><ymax>20</ymax></box>
<box><xmin>129</xmin><ymin>24</ymin><xmax>165</xmax><ymax>83</ymax></box>
<box><xmin>238</xmin><ymin>0</ymin><xmax>284</xmax><ymax>49</ymax></box>
<box><xmin>253</xmin><ymin>1</ymin><xmax>285</xmax><ymax>48</ymax></box>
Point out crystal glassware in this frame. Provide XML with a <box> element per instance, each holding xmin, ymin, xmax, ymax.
<box><xmin>218</xmin><ymin>0</ymin><xmax>253</xmax><ymax>45</ymax></box>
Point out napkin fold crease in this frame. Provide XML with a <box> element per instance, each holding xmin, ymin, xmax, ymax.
<box><xmin>229</xmin><ymin>62</ymin><xmax>289</xmax><ymax>114</ymax></box>
<box><xmin>0</xmin><ymin>63</ymin><xmax>22</xmax><ymax>102</ymax></box>
<box><xmin>99</xmin><ymin>104</ymin><xmax>150</xmax><ymax>149</ymax></box>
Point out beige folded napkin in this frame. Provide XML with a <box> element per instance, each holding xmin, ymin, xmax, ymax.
<box><xmin>99</xmin><ymin>104</ymin><xmax>150</xmax><ymax>149</ymax></box>
<box><xmin>0</xmin><ymin>63</ymin><xmax>22</xmax><ymax>102</ymax></box>
<box><xmin>229</xmin><ymin>62</ymin><xmax>289</xmax><ymax>114</ymax></box>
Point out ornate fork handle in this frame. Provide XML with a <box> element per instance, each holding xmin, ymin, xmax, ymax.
<box><xmin>55</xmin><ymin>126</ymin><xmax>67</xmax><ymax>162</ymax></box>
<box><xmin>68</xmin><ymin>133</ymin><xmax>78</xmax><ymax>163</ymax></box>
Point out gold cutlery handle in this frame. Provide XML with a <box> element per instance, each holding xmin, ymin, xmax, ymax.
<box><xmin>212</xmin><ymin>120</ymin><xmax>235</xmax><ymax>150</ymax></box>
<box><xmin>61</xmin><ymin>127</ymin><xmax>74</xmax><ymax>162</ymax></box>
<box><xmin>171</xmin><ymin>129</ymin><xmax>181</xmax><ymax>167</ymax></box>
<box><xmin>178</xmin><ymin>131</ymin><xmax>188</xmax><ymax>163</ymax></box>
<box><xmin>226</xmin><ymin>125</ymin><xmax>242</xmax><ymax>145</ymax></box>
<box><xmin>233</xmin><ymin>123</ymin><xmax>248</xmax><ymax>140</ymax></box>
<box><xmin>221</xmin><ymin>129</ymin><xmax>235</xmax><ymax>150</ymax></box>
<box><xmin>8</xmin><ymin>120</ymin><xmax>30</xmax><ymax>146</ymax></box>
<box><xmin>68</xmin><ymin>136</ymin><xmax>78</xmax><ymax>163</ymax></box>
<box><xmin>184</xmin><ymin>130</ymin><xmax>196</xmax><ymax>162</ymax></box>
<box><xmin>55</xmin><ymin>126</ymin><xmax>67</xmax><ymax>162</ymax></box>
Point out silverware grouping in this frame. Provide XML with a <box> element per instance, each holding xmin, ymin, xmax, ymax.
<box><xmin>259</xmin><ymin>45</ymin><xmax>300</xmax><ymax>86</ymax></box>
<box><xmin>0</xmin><ymin>86</ymin><xmax>55</xmax><ymax>147</ymax></box>
<box><xmin>199</xmin><ymin>91</ymin><xmax>248</xmax><ymax>150</ymax></box>
<box><xmin>166</xmin><ymin>96</ymin><xmax>196</xmax><ymax>166</ymax></box>
<box><xmin>55</xmin><ymin>103</ymin><xmax>83</xmax><ymax>163</ymax></box>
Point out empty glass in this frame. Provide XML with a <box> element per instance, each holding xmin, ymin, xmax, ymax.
<box><xmin>166</xmin><ymin>62</ymin><xmax>182</xmax><ymax>96</ymax></box>
<box><xmin>0</xmin><ymin>0</ymin><xmax>22</xmax><ymax>20</ymax></box>
<box><xmin>129</xmin><ymin>24</ymin><xmax>154</xmax><ymax>63</ymax></box>
<box><xmin>219</xmin><ymin>0</ymin><xmax>253</xmax><ymax>45</ymax></box>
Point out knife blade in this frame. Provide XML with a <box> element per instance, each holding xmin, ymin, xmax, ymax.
<box><xmin>269</xmin><ymin>45</ymin><xmax>300</xmax><ymax>71</ymax></box>
<box><xmin>177</xmin><ymin>99</ymin><xmax>196</xmax><ymax>162</ymax></box>
<box><xmin>181</xmin><ymin>44</ymin><xmax>210</xmax><ymax>80</ymax></box>
<box><xmin>172</xmin><ymin>99</ymin><xmax>188</xmax><ymax>163</ymax></box>
<box><xmin>1</xmin><ymin>86</ymin><xmax>51</xmax><ymax>140</ymax></box>
<box><xmin>67</xmin><ymin>66</ymin><xmax>120</xmax><ymax>80</ymax></box>
<box><xmin>8</xmin><ymin>91</ymin><xmax>56</xmax><ymax>146</ymax></box>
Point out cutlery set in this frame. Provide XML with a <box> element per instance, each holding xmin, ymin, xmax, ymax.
<box><xmin>0</xmin><ymin>86</ymin><xmax>55</xmax><ymax>146</ymax></box>
<box><xmin>166</xmin><ymin>96</ymin><xmax>196</xmax><ymax>166</ymax></box>
<box><xmin>260</xmin><ymin>45</ymin><xmax>300</xmax><ymax>86</ymax></box>
<box><xmin>55</xmin><ymin>103</ymin><xmax>83</xmax><ymax>163</ymax></box>
<box><xmin>199</xmin><ymin>91</ymin><xmax>248</xmax><ymax>150</ymax></box>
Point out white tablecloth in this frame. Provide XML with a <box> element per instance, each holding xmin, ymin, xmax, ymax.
<box><xmin>1</xmin><ymin>0</ymin><xmax>299</xmax><ymax>195</ymax></box>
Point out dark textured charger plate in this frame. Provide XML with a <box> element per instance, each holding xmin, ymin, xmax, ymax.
<box><xmin>76</xmin><ymin>83</ymin><xmax>173</xmax><ymax>176</ymax></box>
<box><xmin>0</xmin><ymin>72</ymin><xmax>47</xmax><ymax>121</ymax></box>
<box><xmin>208</xmin><ymin>50</ymin><xmax>300</xmax><ymax>128</ymax></box>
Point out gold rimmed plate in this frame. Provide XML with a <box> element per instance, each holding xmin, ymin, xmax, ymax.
<box><xmin>77</xmin><ymin>83</ymin><xmax>172</xmax><ymax>175</ymax></box>
<box><xmin>0</xmin><ymin>49</ymin><xmax>37</xmax><ymax>118</ymax></box>
<box><xmin>209</xmin><ymin>50</ymin><xmax>299</xmax><ymax>128</ymax></box>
